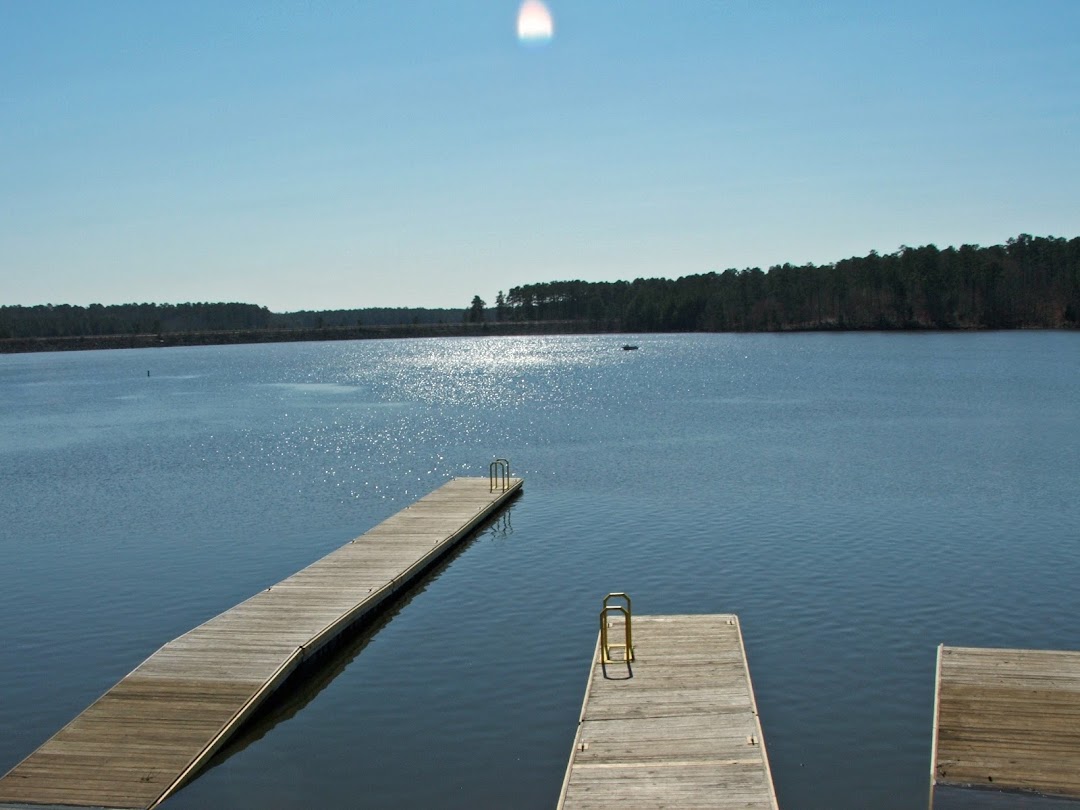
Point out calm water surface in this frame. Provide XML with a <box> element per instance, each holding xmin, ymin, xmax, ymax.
<box><xmin>1</xmin><ymin>333</ymin><xmax>1077</xmax><ymax>809</ymax></box>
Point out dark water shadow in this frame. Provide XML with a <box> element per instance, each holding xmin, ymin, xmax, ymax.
<box><xmin>934</xmin><ymin>785</ymin><xmax>1080</xmax><ymax>809</ymax></box>
<box><xmin>190</xmin><ymin>491</ymin><xmax>523</xmax><ymax>775</ymax></box>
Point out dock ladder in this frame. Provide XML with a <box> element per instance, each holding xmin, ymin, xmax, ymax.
<box><xmin>600</xmin><ymin>593</ymin><xmax>635</xmax><ymax>664</ymax></box>
<box><xmin>489</xmin><ymin>458</ymin><xmax>511</xmax><ymax>492</ymax></box>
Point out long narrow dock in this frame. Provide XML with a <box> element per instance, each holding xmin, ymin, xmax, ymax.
<box><xmin>0</xmin><ymin>476</ymin><xmax>521</xmax><ymax>810</ymax></box>
<box><xmin>558</xmin><ymin>613</ymin><xmax>778</xmax><ymax>810</ymax></box>
<box><xmin>931</xmin><ymin>645</ymin><xmax>1080</xmax><ymax>805</ymax></box>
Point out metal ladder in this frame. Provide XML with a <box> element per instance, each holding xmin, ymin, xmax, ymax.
<box><xmin>489</xmin><ymin>458</ymin><xmax>511</xmax><ymax>492</ymax></box>
<box><xmin>600</xmin><ymin>593</ymin><xmax>635</xmax><ymax>664</ymax></box>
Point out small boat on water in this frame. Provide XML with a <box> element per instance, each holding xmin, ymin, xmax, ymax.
<box><xmin>622</xmin><ymin>344</ymin><xmax>639</xmax><ymax>351</ymax></box>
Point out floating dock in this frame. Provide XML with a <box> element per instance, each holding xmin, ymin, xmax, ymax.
<box><xmin>931</xmin><ymin>645</ymin><xmax>1080</xmax><ymax>805</ymax></box>
<box><xmin>558</xmin><ymin>613</ymin><xmax>778</xmax><ymax>810</ymax></box>
<box><xmin>0</xmin><ymin>476</ymin><xmax>522</xmax><ymax>810</ymax></box>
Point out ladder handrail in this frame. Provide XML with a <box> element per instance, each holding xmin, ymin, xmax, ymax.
<box><xmin>600</xmin><ymin>592</ymin><xmax>635</xmax><ymax>664</ymax></box>
<box><xmin>489</xmin><ymin>458</ymin><xmax>511</xmax><ymax>492</ymax></box>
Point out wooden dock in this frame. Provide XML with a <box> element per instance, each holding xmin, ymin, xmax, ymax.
<box><xmin>558</xmin><ymin>614</ymin><xmax>778</xmax><ymax>810</ymax></box>
<box><xmin>0</xmin><ymin>476</ymin><xmax>522</xmax><ymax>810</ymax></box>
<box><xmin>931</xmin><ymin>645</ymin><xmax>1080</xmax><ymax>805</ymax></box>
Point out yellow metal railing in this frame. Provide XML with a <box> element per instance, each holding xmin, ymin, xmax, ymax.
<box><xmin>489</xmin><ymin>458</ymin><xmax>511</xmax><ymax>492</ymax></box>
<box><xmin>600</xmin><ymin>592</ymin><xmax>635</xmax><ymax>664</ymax></box>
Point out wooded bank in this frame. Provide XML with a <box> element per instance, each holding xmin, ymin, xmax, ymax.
<box><xmin>498</xmin><ymin>234</ymin><xmax>1079</xmax><ymax>331</ymax></box>
<box><xmin>3</xmin><ymin>234</ymin><xmax>1077</xmax><ymax>353</ymax></box>
<box><xmin>0</xmin><ymin>320</ymin><xmax>598</xmax><ymax>354</ymax></box>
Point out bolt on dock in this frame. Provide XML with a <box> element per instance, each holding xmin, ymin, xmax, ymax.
<box><xmin>558</xmin><ymin>607</ymin><xmax>778</xmax><ymax>810</ymax></box>
<box><xmin>0</xmin><ymin>474</ymin><xmax>522</xmax><ymax>810</ymax></box>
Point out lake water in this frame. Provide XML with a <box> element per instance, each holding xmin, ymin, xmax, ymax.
<box><xmin>1</xmin><ymin>332</ymin><xmax>1078</xmax><ymax>809</ymax></box>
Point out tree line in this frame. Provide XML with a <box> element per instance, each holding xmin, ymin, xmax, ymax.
<box><xmin>0</xmin><ymin>303</ymin><xmax>462</xmax><ymax>340</ymax></box>
<box><xmin>3</xmin><ymin>234</ymin><xmax>1077</xmax><ymax>341</ymax></box>
<box><xmin>488</xmin><ymin>235</ymin><xmax>1079</xmax><ymax>331</ymax></box>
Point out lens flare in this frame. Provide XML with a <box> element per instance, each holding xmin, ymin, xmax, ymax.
<box><xmin>517</xmin><ymin>0</ymin><xmax>553</xmax><ymax>44</ymax></box>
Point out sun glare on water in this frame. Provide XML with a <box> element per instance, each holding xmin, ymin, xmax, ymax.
<box><xmin>517</xmin><ymin>0</ymin><xmax>554</xmax><ymax>44</ymax></box>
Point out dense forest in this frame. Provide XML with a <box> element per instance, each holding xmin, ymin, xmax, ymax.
<box><xmin>0</xmin><ymin>303</ymin><xmax>461</xmax><ymax>340</ymax></box>
<box><xmin>495</xmin><ymin>234</ymin><xmax>1080</xmax><ymax>331</ymax></box>
<box><xmin>2</xmin><ymin>234</ymin><xmax>1077</xmax><ymax>343</ymax></box>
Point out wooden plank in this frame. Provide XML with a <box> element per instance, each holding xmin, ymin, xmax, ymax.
<box><xmin>558</xmin><ymin>614</ymin><xmax>778</xmax><ymax>810</ymax></box>
<box><xmin>0</xmin><ymin>476</ymin><xmax>521</xmax><ymax>810</ymax></box>
<box><xmin>931</xmin><ymin>644</ymin><xmax>1080</xmax><ymax>805</ymax></box>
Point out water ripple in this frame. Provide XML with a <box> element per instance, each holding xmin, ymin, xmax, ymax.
<box><xmin>0</xmin><ymin>333</ymin><xmax>1078</xmax><ymax>809</ymax></box>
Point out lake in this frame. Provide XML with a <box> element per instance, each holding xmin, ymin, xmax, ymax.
<box><xmin>1</xmin><ymin>332</ymin><xmax>1078</xmax><ymax>809</ymax></box>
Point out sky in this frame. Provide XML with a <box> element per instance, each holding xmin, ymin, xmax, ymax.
<box><xmin>2</xmin><ymin>1</ymin><xmax>1078</xmax><ymax>313</ymax></box>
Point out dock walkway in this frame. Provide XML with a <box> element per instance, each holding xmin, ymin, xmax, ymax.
<box><xmin>931</xmin><ymin>644</ymin><xmax>1080</xmax><ymax>804</ymax></box>
<box><xmin>0</xmin><ymin>476</ymin><xmax>521</xmax><ymax>810</ymax></box>
<box><xmin>558</xmin><ymin>613</ymin><xmax>778</xmax><ymax>810</ymax></box>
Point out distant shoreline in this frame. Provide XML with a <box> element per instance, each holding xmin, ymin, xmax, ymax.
<box><xmin>5</xmin><ymin>236</ymin><xmax>1077</xmax><ymax>345</ymax></box>
<box><xmin>2</xmin><ymin>320</ymin><xmax>1072</xmax><ymax>355</ymax></box>
<box><xmin>0</xmin><ymin>320</ymin><xmax>602</xmax><ymax>354</ymax></box>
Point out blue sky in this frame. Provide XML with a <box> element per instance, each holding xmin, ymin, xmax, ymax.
<box><xmin>2</xmin><ymin>1</ymin><xmax>1078</xmax><ymax>312</ymax></box>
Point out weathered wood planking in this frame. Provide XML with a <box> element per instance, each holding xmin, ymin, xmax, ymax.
<box><xmin>0</xmin><ymin>476</ymin><xmax>521</xmax><ymax>810</ymax></box>
<box><xmin>931</xmin><ymin>645</ymin><xmax>1080</xmax><ymax>805</ymax></box>
<box><xmin>558</xmin><ymin>614</ymin><xmax>778</xmax><ymax>810</ymax></box>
